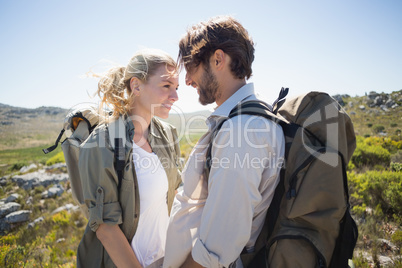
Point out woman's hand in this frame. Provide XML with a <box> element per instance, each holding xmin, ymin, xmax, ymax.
<box><xmin>96</xmin><ymin>224</ymin><xmax>142</xmax><ymax>268</ymax></box>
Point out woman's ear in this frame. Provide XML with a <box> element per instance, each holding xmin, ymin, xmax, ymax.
<box><xmin>130</xmin><ymin>77</ymin><xmax>141</xmax><ymax>96</ymax></box>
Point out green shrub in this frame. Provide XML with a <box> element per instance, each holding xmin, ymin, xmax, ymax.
<box><xmin>2</xmin><ymin>245</ymin><xmax>25</xmax><ymax>267</ymax></box>
<box><xmin>351</xmin><ymin>142</ymin><xmax>391</xmax><ymax>168</ymax></box>
<box><xmin>364</xmin><ymin>136</ymin><xmax>402</xmax><ymax>153</ymax></box>
<box><xmin>373</xmin><ymin>125</ymin><xmax>385</xmax><ymax>134</ymax></box>
<box><xmin>347</xmin><ymin>161</ymin><xmax>356</xmax><ymax>170</ymax></box>
<box><xmin>367</xmin><ymin>123</ymin><xmax>373</xmax><ymax>128</ymax></box>
<box><xmin>391</xmin><ymin>123</ymin><xmax>398</xmax><ymax>127</ymax></box>
<box><xmin>7</xmin><ymin>162</ymin><xmax>28</xmax><ymax>172</ymax></box>
<box><xmin>353</xmin><ymin>252</ymin><xmax>371</xmax><ymax>267</ymax></box>
<box><xmin>391</xmin><ymin>230</ymin><xmax>402</xmax><ymax>249</ymax></box>
<box><xmin>352</xmin><ymin>203</ymin><xmax>367</xmax><ymax>217</ymax></box>
<box><xmin>52</xmin><ymin>211</ymin><xmax>71</xmax><ymax>227</ymax></box>
<box><xmin>392</xmin><ymin>151</ymin><xmax>402</xmax><ymax>163</ymax></box>
<box><xmin>33</xmin><ymin>185</ymin><xmax>45</xmax><ymax>195</ymax></box>
<box><xmin>46</xmin><ymin>151</ymin><xmax>65</xmax><ymax>166</ymax></box>
<box><xmin>348</xmin><ymin>170</ymin><xmax>402</xmax><ymax>220</ymax></box>
<box><xmin>64</xmin><ymin>249</ymin><xmax>75</xmax><ymax>258</ymax></box>
<box><xmin>391</xmin><ymin>162</ymin><xmax>402</xmax><ymax>172</ymax></box>
<box><xmin>373</xmin><ymin>164</ymin><xmax>385</xmax><ymax>171</ymax></box>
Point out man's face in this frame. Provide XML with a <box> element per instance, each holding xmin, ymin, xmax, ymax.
<box><xmin>185</xmin><ymin>62</ymin><xmax>219</xmax><ymax>105</ymax></box>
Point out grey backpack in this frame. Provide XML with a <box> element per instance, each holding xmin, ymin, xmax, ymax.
<box><xmin>206</xmin><ymin>88</ymin><xmax>358</xmax><ymax>268</ymax></box>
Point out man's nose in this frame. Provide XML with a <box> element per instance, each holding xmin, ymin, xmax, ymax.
<box><xmin>185</xmin><ymin>73</ymin><xmax>193</xmax><ymax>87</ymax></box>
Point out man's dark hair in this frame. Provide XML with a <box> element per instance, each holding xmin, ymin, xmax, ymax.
<box><xmin>178</xmin><ymin>16</ymin><xmax>255</xmax><ymax>80</ymax></box>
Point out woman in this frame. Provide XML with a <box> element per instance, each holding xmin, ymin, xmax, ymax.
<box><xmin>77</xmin><ymin>49</ymin><xmax>182</xmax><ymax>268</ymax></box>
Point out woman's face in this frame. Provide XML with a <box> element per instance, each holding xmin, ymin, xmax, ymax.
<box><xmin>133</xmin><ymin>65</ymin><xmax>179</xmax><ymax>119</ymax></box>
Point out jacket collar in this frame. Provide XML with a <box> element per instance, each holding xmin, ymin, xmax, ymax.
<box><xmin>149</xmin><ymin>117</ymin><xmax>163</xmax><ymax>139</ymax></box>
<box><xmin>125</xmin><ymin>115</ymin><xmax>163</xmax><ymax>141</ymax></box>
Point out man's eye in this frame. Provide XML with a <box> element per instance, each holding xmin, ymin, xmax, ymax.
<box><xmin>164</xmin><ymin>85</ymin><xmax>170</xmax><ymax>88</ymax></box>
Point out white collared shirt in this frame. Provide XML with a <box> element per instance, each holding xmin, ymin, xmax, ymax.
<box><xmin>164</xmin><ymin>83</ymin><xmax>285</xmax><ymax>268</ymax></box>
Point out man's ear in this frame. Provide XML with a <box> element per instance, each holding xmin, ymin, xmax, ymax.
<box><xmin>213</xmin><ymin>49</ymin><xmax>226</xmax><ymax>70</ymax></box>
<box><xmin>130</xmin><ymin>77</ymin><xmax>141</xmax><ymax>96</ymax></box>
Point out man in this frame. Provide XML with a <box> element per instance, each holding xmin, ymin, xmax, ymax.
<box><xmin>164</xmin><ymin>16</ymin><xmax>285</xmax><ymax>268</ymax></box>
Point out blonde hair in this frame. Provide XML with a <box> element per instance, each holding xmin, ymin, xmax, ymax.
<box><xmin>96</xmin><ymin>49</ymin><xmax>177</xmax><ymax>117</ymax></box>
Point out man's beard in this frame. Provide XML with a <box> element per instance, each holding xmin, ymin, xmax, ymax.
<box><xmin>198</xmin><ymin>64</ymin><xmax>220</xmax><ymax>105</ymax></box>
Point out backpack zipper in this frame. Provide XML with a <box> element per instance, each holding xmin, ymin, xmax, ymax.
<box><xmin>287</xmin><ymin>147</ymin><xmax>327</xmax><ymax>199</ymax></box>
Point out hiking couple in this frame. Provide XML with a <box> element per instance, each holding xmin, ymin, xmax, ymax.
<box><xmin>75</xmin><ymin>15</ymin><xmax>356</xmax><ymax>268</ymax></box>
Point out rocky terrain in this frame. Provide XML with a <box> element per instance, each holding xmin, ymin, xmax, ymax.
<box><xmin>0</xmin><ymin>163</ymin><xmax>77</xmax><ymax>235</ymax></box>
<box><xmin>333</xmin><ymin>91</ymin><xmax>401</xmax><ymax>111</ymax></box>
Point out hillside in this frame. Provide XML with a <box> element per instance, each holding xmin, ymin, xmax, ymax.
<box><xmin>0</xmin><ymin>105</ymin><xmax>68</xmax><ymax>151</ymax></box>
<box><xmin>0</xmin><ymin>91</ymin><xmax>401</xmax><ymax>267</ymax></box>
<box><xmin>337</xmin><ymin>90</ymin><xmax>402</xmax><ymax>138</ymax></box>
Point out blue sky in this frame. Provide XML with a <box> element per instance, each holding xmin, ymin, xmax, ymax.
<box><xmin>0</xmin><ymin>0</ymin><xmax>401</xmax><ymax>113</ymax></box>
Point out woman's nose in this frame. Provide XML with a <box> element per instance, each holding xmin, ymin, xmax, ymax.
<box><xmin>170</xmin><ymin>88</ymin><xmax>179</xmax><ymax>102</ymax></box>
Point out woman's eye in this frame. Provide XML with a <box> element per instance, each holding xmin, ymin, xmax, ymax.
<box><xmin>164</xmin><ymin>85</ymin><xmax>170</xmax><ymax>88</ymax></box>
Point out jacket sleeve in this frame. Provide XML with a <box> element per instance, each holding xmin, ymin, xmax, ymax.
<box><xmin>78</xmin><ymin>128</ymin><xmax>123</xmax><ymax>232</ymax></box>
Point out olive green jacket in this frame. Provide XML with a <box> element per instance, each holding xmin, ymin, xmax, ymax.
<box><xmin>77</xmin><ymin>116</ymin><xmax>181</xmax><ymax>268</ymax></box>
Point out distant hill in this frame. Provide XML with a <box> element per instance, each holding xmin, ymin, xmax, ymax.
<box><xmin>0</xmin><ymin>105</ymin><xmax>68</xmax><ymax>150</ymax></box>
<box><xmin>0</xmin><ymin>90</ymin><xmax>401</xmax><ymax>150</ymax></box>
<box><xmin>0</xmin><ymin>104</ymin><xmax>210</xmax><ymax>150</ymax></box>
<box><xmin>164</xmin><ymin>110</ymin><xmax>211</xmax><ymax>135</ymax></box>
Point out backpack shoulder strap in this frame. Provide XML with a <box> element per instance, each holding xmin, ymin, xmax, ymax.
<box><xmin>229</xmin><ymin>100</ymin><xmax>279</xmax><ymax>122</ymax></box>
<box><xmin>272</xmin><ymin>87</ymin><xmax>289</xmax><ymax>114</ymax></box>
<box><xmin>205</xmin><ymin>98</ymin><xmax>289</xmax><ymax>177</ymax></box>
<box><xmin>43</xmin><ymin>129</ymin><xmax>65</xmax><ymax>154</ymax></box>
<box><xmin>108</xmin><ymin>116</ymin><xmax>127</xmax><ymax>190</ymax></box>
<box><xmin>108</xmin><ymin>116</ymin><xmax>127</xmax><ymax>150</ymax></box>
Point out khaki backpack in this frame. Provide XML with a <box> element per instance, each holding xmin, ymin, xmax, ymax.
<box><xmin>43</xmin><ymin>106</ymin><xmax>127</xmax><ymax>219</ymax></box>
<box><xmin>206</xmin><ymin>88</ymin><xmax>358</xmax><ymax>268</ymax></box>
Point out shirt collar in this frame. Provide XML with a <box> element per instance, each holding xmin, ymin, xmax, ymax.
<box><xmin>210</xmin><ymin>83</ymin><xmax>255</xmax><ymax>118</ymax></box>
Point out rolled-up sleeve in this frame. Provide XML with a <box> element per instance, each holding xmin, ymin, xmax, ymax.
<box><xmin>193</xmin><ymin>239</ymin><xmax>223</xmax><ymax>268</ymax></box>
<box><xmin>192</xmin><ymin>115</ymin><xmax>282</xmax><ymax>267</ymax></box>
<box><xmin>78</xmin><ymin>129</ymin><xmax>123</xmax><ymax>232</ymax></box>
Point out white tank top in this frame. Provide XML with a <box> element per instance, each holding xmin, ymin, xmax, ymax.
<box><xmin>130</xmin><ymin>142</ymin><xmax>169</xmax><ymax>267</ymax></box>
